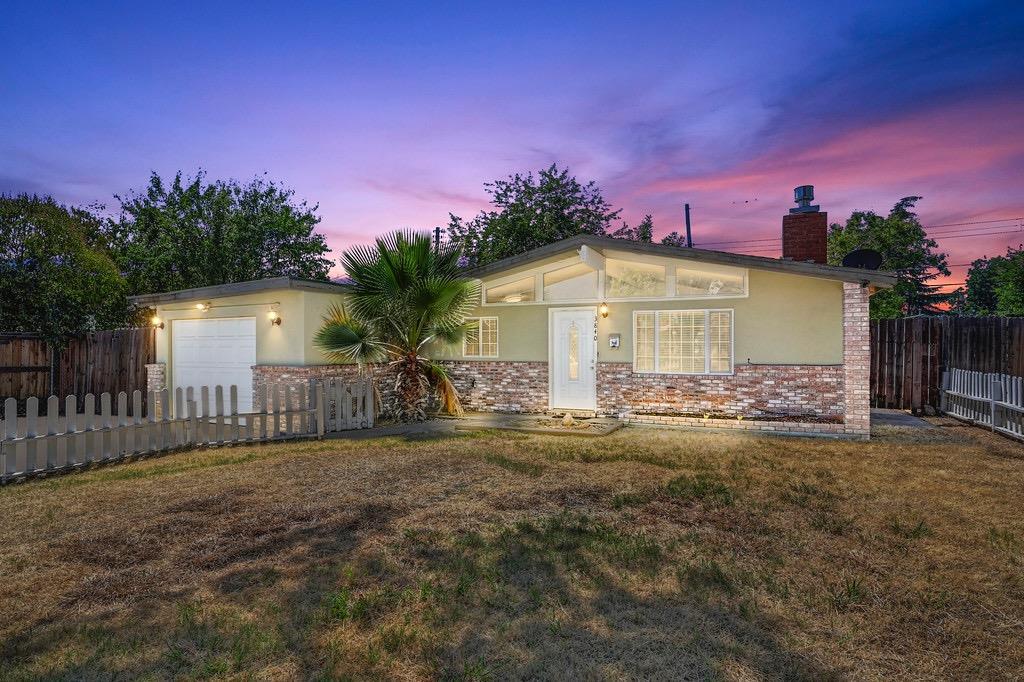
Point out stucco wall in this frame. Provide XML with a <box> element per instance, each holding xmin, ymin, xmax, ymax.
<box><xmin>153</xmin><ymin>289</ymin><xmax>349</xmax><ymax>371</ymax></box>
<box><xmin>437</xmin><ymin>269</ymin><xmax>844</xmax><ymax>365</ymax></box>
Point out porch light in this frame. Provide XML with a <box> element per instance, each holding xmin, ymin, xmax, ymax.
<box><xmin>150</xmin><ymin>315</ymin><xmax>164</xmax><ymax>329</ymax></box>
<box><xmin>196</xmin><ymin>302</ymin><xmax>211</xmax><ymax>312</ymax></box>
<box><xmin>599</xmin><ymin>302</ymin><xmax>609</xmax><ymax>318</ymax></box>
<box><xmin>267</xmin><ymin>310</ymin><xmax>282</xmax><ymax>326</ymax></box>
<box><xmin>502</xmin><ymin>294</ymin><xmax>523</xmax><ymax>303</ymax></box>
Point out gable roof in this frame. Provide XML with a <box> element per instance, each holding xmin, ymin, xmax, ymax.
<box><xmin>465</xmin><ymin>234</ymin><xmax>897</xmax><ymax>287</ymax></box>
<box><xmin>129</xmin><ymin>277</ymin><xmax>350</xmax><ymax>306</ymax></box>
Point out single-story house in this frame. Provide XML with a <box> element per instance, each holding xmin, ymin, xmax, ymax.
<box><xmin>131</xmin><ymin>194</ymin><xmax>895</xmax><ymax>438</ymax></box>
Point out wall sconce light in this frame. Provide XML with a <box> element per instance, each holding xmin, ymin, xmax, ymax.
<box><xmin>150</xmin><ymin>315</ymin><xmax>164</xmax><ymax>329</ymax></box>
<box><xmin>195</xmin><ymin>302</ymin><xmax>211</xmax><ymax>312</ymax></box>
<box><xmin>599</xmin><ymin>302</ymin><xmax>609</xmax><ymax>318</ymax></box>
<box><xmin>267</xmin><ymin>310</ymin><xmax>282</xmax><ymax>326</ymax></box>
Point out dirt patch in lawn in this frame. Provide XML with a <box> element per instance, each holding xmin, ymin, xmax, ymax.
<box><xmin>1</xmin><ymin>420</ymin><xmax>1023</xmax><ymax>680</ymax></box>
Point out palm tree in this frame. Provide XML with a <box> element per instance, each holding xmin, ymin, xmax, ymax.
<box><xmin>314</xmin><ymin>231</ymin><xmax>477</xmax><ymax>421</ymax></box>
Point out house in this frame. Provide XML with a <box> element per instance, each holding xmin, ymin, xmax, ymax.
<box><xmin>132</xmin><ymin>189</ymin><xmax>894</xmax><ymax>438</ymax></box>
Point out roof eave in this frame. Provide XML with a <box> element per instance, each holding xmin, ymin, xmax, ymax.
<box><xmin>464</xmin><ymin>235</ymin><xmax>897</xmax><ymax>287</ymax></box>
<box><xmin>128</xmin><ymin>277</ymin><xmax>350</xmax><ymax>306</ymax></box>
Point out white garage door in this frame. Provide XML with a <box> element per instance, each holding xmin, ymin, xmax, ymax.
<box><xmin>172</xmin><ymin>318</ymin><xmax>257</xmax><ymax>415</ymax></box>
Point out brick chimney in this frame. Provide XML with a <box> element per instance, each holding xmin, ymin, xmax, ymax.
<box><xmin>782</xmin><ymin>185</ymin><xmax>827</xmax><ymax>264</ymax></box>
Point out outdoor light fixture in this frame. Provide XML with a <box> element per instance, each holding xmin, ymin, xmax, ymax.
<box><xmin>267</xmin><ymin>310</ymin><xmax>282</xmax><ymax>326</ymax></box>
<box><xmin>195</xmin><ymin>302</ymin><xmax>211</xmax><ymax>312</ymax></box>
<box><xmin>150</xmin><ymin>315</ymin><xmax>164</xmax><ymax>329</ymax></box>
<box><xmin>599</xmin><ymin>302</ymin><xmax>609</xmax><ymax>318</ymax></box>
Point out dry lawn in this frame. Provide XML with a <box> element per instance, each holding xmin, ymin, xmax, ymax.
<box><xmin>1</xmin><ymin>419</ymin><xmax>1023</xmax><ymax>680</ymax></box>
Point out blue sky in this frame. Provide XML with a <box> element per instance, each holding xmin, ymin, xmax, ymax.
<box><xmin>2</xmin><ymin>1</ymin><xmax>1022</xmax><ymax>282</ymax></box>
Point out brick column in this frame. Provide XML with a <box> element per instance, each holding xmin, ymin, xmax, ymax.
<box><xmin>145</xmin><ymin>363</ymin><xmax>167</xmax><ymax>418</ymax></box>
<box><xmin>842</xmin><ymin>283</ymin><xmax>871</xmax><ymax>439</ymax></box>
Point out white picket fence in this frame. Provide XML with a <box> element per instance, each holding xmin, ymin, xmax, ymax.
<box><xmin>0</xmin><ymin>378</ymin><xmax>375</xmax><ymax>483</ymax></box>
<box><xmin>941</xmin><ymin>368</ymin><xmax>1024</xmax><ymax>440</ymax></box>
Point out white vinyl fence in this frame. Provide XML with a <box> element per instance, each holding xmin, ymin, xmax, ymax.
<box><xmin>941</xmin><ymin>368</ymin><xmax>1024</xmax><ymax>440</ymax></box>
<box><xmin>1</xmin><ymin>378</ymin><xmax>375</xmax><ymax>483</ymax></box>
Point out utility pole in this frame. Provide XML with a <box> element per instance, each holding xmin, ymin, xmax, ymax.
<box><xmin>684</xmin><ymin>203</ymin><xmax>693</xmax><ymax>247</ymax></box>
<box><xmin>433</xmin><ymin>225</ymin><xmax>441</xmax><ymax>251</ymax></box>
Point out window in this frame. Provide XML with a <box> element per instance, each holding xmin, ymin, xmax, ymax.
<box><xmin>543</xmin><ymin>263</ymin><xmax>598</xmax><ymax>300</ymax></box>
<box><xmin>464</xmin><ymin>317</ymin><xmax>498</xmax><ymax>357</ymax></box>
<box><xmin>605</xmin><ymin>259</ymin><xmax>666</xmax><ymax>298</ymax></box>
<box><xmin>675</xmin><ymin>264</ymin><xmax>746</xmax><ymax>297</ymax></box>
<box><xmin>633</xmin><ymin>310</ymin><xmax>733</xmax><ymax>374</ymax></box>
<box><xmin>567</xmin><ymin>322</ymin><xmax>580</xmax><ymax>380</ymax></box>
<box><xmin>485</xmin><ymin>276</ymin><xmax>535</xmax><ymax>304</ymax></box>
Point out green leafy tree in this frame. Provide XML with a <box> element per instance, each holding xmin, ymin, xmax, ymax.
<box><xmin>610</xmin><ymin>214</ymin><xmax>654</xmax><ymax>242</ymax></box>
<box><xmin>447</xmin><ymin>164</ymin><xmax>622</xmax><ymax>267</ymax></box>
<box><xmin>314</xmin><ymin>231</ymin><xmax>477</xmax><ymax>422</ymax></box>
<box><xmin>827</xmin><ymin>197</ymin><xmax>951</xmax><ymax>318</ymax></box>
<box><xmin>0</xmin><ymin>195</ymin><xmax>131</xmax><ymax>342</ymax></box>
<box><xmin>958</xmin><ymin>246</ymin><xmax>1024</xmax><ymax>315</ymax></box>
<box><xmin>106</xmin><ymin>171</ymin><xmax>332</xmax><ymax>295</ymax></box>
<box><xmin>660</xmin><ymin>231</ymin><xmax>689</xmax><ymax>247</ymax></box>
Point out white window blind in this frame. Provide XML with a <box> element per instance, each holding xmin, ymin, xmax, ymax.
<box><xmin>633</xmin><ymin>310</ymin><xmax>733</xmax><ymax>374</ymax></box>
<box><xmin>464</xmin><ymin>317</ymin><xmax>498</xmax><ymax>357</ymax></box>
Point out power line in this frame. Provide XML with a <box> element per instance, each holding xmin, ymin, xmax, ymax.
<box><xmin>931</xmin><ymin>229</ymin><xmax>1024</xmax><ymax>240</ymax></box>
<box><xmin>924</xmin><ymin>217</ymin><xmax>1023</xmax><ymax>229</ymax></box>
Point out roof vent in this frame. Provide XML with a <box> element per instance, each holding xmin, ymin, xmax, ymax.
<box><xmin>790</xmin><ymin>185</ymin><xmax>820</xmax><ymax>214</ymax></box>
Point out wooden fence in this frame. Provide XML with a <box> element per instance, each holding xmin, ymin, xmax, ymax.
<box><xmin>1</xmin><ymin>379</ymin><xmax>374</xmax><ymax>483</ymax></box>
<box><xmin>0</xmin><ymin>329</ymin><xmax>154</xmax><ymax>412</ymax></box>
<box><xmin>941</xmin><ymin>368</ymin><xmax>1024</xmax><ymax>441</ymax></box>
<box><xmin>871</xmin><ymin>316</ymin><xmax>1024</xmax><ymax>414</ymax></box>
<box><xmin>322</xmin><ymin>377</ymin><xmax>375</xmax><ymax>431</ymax></box>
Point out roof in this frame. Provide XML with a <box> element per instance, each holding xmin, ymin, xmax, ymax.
<box><xmin>128</xmin><ymin>277</ymin><xmax>350</xmax><ymax>306</ymax></box>
<box><xmin>465</xmin><ymin>234</ymin><xmax>897</xmax><ymax>287</ymax></box>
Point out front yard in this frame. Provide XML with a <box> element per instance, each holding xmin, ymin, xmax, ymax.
<box><xmin>1</xmin><ymin>421</ymin><xmax>1023</xmax><ymax>680</ymax></box>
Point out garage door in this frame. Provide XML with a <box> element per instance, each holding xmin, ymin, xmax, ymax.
<box><xmin>172</xmin><ymin>318</ymin><xmax>257</xmax><ymax>415</ymax></box>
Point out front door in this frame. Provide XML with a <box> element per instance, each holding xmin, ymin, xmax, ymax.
<box><xmin>550</xmin><ymin>307</ymin><xmax>597</xmax><ymax>411</ymax></box>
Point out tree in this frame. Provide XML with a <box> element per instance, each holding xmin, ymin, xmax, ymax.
<box><xmin>826</xmin><ymin>197</ymin><xmax>951</xmax><ymax>318</ymax></box>
<box><xmin>660</xmin><ymin>231</ymin><xmax>689</xmax><ymax>247</ymax></box>
<box><xmin>106</xmin><ymin>171</ymin><xmax>333</xmax><ymax>296</ymax></box>
<box><xmin>958</xmin><ymin>246</ymin><xmax>1024</xmax><ymax>315</ymax></box>
<box><xmin>447</xmin><ymin>164</ymin><xmax>622</xmax><ymax>267</ymax></box>
<box><xmin>609</xmin><ymin>215</ymin><xmax>654</xmax><ymax>242</ymax></box>
<box><xmin>314</xmin><ymin>231</ymin><xmax>477</xmax><ymax>422</ymax></box>
<box><xmin>0</xmin><ymin>194</ymin><xmax>131</xmax><ymax>341</ymax></box>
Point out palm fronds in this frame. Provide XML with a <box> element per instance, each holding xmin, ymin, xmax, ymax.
<box><xmin>314</xmin><ymin>231</ymin><xmax>475</xmax><ymax>421</ymax></box>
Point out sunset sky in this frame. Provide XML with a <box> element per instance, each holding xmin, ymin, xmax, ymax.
<box><xmin>2</xmin><ymin>1</ymin><xmax>1022</xmax><ymax>288</ymax></box>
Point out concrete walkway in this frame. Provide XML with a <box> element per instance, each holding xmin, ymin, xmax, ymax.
<box><xmin>871</xmin><ymin>408</ymin><xmax>936</xmax><ymax>429</ymax></box>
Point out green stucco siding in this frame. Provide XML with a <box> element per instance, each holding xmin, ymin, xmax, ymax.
<box><xmin>438</xmin><ymin>269</ymin><xmax>844</xmax><ymax>365</ymax></box>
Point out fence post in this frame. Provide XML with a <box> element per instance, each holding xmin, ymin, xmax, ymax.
<box><xmin>991</xmin><ymin>378</ymin><xmax>1004</xmax><ymax>433</ymax></box>
<box><xmin>316</xmin><ymin>381</ymin><xmax>326</xmax><ymax>439</ymax></box>
<box><xmin>939</xmin><ymin>371</ymin><xmax>950</xmax><ymax>413</ymax></box>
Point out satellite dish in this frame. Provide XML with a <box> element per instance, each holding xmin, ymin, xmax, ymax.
<box><xmin>842</xmin><ymin>248</ymin><xmax>883</xmax><ymax>270</ymax></box>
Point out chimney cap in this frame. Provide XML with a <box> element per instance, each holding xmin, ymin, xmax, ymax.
<box><xmin>790</xmin><ymin>185</ymin><xmax>820</xmax><ymax>214</ymax></box>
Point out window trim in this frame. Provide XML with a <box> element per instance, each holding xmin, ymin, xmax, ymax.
<box><xmin>631</xmin><ymin>309</ymin><xmax>734</xmax><ymax>376</ymax></box>
<box><xmin>463</xmin><ymin>316</ymin><xmax>499</xmax><ymax>358</ymax></box>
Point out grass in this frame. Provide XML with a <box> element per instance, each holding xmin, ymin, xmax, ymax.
<box><xmin>1</xmin><ymin>419</ymin><xmax>1023</xmax><ymax>679</ymax></box>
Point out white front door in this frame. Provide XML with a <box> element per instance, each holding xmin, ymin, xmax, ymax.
<box><xmin>172</xmin><ymin>317</ymin><xmax>257</xmax><ymax>415</ymax></box>
<box><xmin>550</xmin><ymin>307</ymin><xmax>597</xmax><ymax>411</ymax></box>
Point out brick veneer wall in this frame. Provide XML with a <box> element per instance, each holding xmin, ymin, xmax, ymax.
<box><xmin>441</xmin><ymin>361</ymin><xmax>549</xmax><ymax>413</ymax></box>
<box><xmin>596</xmin><ymin>363</ymin><xmax>844</xmax><ymax>418</ymax></box>
<box><xmin>145</xmin><ymin>363</ymin><xmax>167</xmax><ymax>418</ymax></box>
<box><xmin>252</xmin><ymin>364</ymin><xmax>376</xmax><ymax>410</ymax></box>
<box><xmin>253</xmin><ymin>361</ymin><xmax>549</xmax><ymax>414</ymax></box>
<box><xmin>842</xmin><ymin>282</ymin><xmax>871</xmax><ymax>438</ymax></box>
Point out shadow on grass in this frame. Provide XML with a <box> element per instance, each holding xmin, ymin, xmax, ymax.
<box><xmin>2</xmin><ymin>495</ymin><xmax>833</xmax><ymax>680</ymax></box>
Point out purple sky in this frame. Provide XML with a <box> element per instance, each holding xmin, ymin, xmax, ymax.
<box><xmin>2</xmin><ymin>1</ymin><xmax>1022</xmax><ymax>287</ymax></box>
